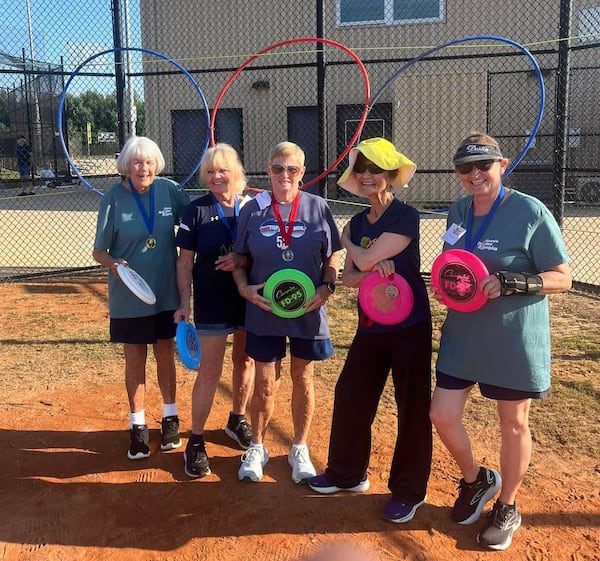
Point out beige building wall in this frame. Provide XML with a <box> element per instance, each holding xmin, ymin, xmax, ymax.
<box><xmin>138</xmin><ymin>0</ymin><xmax>597</xmax><ymax>200</ymax></box>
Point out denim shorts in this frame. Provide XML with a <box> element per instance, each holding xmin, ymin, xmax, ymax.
<box><xmin>435</xmin><ymin>370</ymin><xmax>549</xmax><ymax>401</ymax></box>
<box><xmin>195</xmin><ymin>322</ymin><xmax>245</xmax><ymax>337</ymax></box>
<box><xmin>245</xmin><ymin>331</ymin><xmax>333</xmax><ymax>363</ymax></box>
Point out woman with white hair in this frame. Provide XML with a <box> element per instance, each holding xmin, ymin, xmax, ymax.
<box><xmin>93</xmin><ymin>136</ymin><xmax>190</xmax><ymax>461</ymax></box>
<box><xmin>174</xmin><ymin>143</ymin><xmax>255</xmax><ymax>478</ymax></box>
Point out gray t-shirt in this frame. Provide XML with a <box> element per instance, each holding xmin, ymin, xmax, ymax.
<box><xmin>234</xmin><ymin>191</ymin><xmax>341</xmax><ymax>338</ymax></box>
<box><xmin>94</xmin><ymin>177</ymin><xmax>190</xmax><ymax>318</ymax></box>
<box><xmin>436</xmin><ymin>189</ymin><xmax>570</xmax><ymax>391</ymax></box>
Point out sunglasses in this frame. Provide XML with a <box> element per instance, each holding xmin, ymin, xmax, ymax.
<box><xmin>270</xmin><ymin>164</ymin><xmax>301</xmax><ymax>176</ymax></box>
<box><xmin>353</xmin><ymin>162</ymin><xmax>386</xmax><ymax>175</ymax></box>
<box><xmin>455</xmin><ymin>160</ymin><xmax>496</xmax><ymax>175</ymax></box>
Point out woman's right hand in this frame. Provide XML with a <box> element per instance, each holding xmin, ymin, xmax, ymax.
<box><xmin>239</xmin><ymin>283</ymin><xmax>272</xmax><ymax>312</ymax></box>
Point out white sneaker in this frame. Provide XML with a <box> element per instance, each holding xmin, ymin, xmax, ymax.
<box><xmin>288</xmin><ymin>444</ymin><xmax>316</xmax><ymax>483</ymax></box>
<box><xmin>238</xmin><ymin>445</ymin><xmax>269</xmax><ymax>481</ymax></box>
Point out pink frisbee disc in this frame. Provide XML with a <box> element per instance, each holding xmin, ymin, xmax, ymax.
<box><xmin>431</xmin><ymin>249</ymin><xmax>489</xmax><ymax>312</ymax></box>
<box><xmin>358</xmin><ymin>271</ymin><xmax>414</xmax><ymax>325</ymax></box>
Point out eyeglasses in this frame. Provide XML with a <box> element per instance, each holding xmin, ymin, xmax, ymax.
<box><xmin>270</xmin><ymin>164</ymin><xmax>301</xmax><ymax>176</ymax></box>
<box><xmin>353</xmin><ymin>163</ymin><xmax>386</xmax><ymax>175</ymax></box>
<box><xmin>455</xmin><ymin>160</ymin><xmax>496</xmax><ymax>175</ymax></box>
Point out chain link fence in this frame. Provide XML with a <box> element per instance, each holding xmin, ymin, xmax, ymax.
<box><xmin>0</xmin><ymin>0</ymin><xmax>598</xmax><ymax>290</ymax></box>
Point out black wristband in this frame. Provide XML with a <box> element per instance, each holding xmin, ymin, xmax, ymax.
<box><xmin>495</xmin><ymin>271</ymin><xmax>543</xmax><ymax>295</ymax></box>
<box><xmin>320</xmin><ymin>281</ymin><xmax>336</xmax><ymax>294</ymax></box>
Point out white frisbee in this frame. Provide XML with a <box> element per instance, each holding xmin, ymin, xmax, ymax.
<box><xmin>116</xmin><ymin>264</ymin><xmax>156</xmax><ymax>305</ymax></box>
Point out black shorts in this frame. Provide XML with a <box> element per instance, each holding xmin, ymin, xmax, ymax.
<box><xmin>110</xmin><ymin>310</ymin><xmax>176</xmax><ymax>344</ymax></box>
<box><xmin>435</xmin><ymin>370</ymin><xmax>549</xmax><ymax>401</ymax></box>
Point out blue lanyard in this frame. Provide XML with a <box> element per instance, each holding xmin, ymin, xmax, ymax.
<box><xmin>465</xmin><ymin>184</ymin><xmax>505</xmax><ymax>252</ymax></box>
<box><xmin>211</xmin><ymin>193</ymin><xmax>240</xmax><ymax>242</ymax></box>
<box><xmin>128</xmin><ymin>178</ymin><xmax>155</xmax><ymax>236</ymax></box>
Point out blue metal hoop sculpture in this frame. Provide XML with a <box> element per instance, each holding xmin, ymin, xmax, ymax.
<box><xmin>57</xmin><ymin>47</ymin><xmax>210</xmax><ymax>195</ymax></box>
<box><xmin>368</xmin><ymin>35</ymin><xmax>545</xmax><ymax>178</ymax></box>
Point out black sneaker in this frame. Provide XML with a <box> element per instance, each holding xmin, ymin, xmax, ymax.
<box><xmin>224</xmin><ymin>418</ymin><xmax>252</xmax><ymax>450</ymax></box>
<box><xmin>161</xmin><ymin>415</ymin><xmax>182</xmax><ymax>450</ymax></box>
<box><xmin>184</xmin><ymin>444</ymin><xmax>211</xmax><ymax>478</ymax></box>
<box><xmin>476</xmin><ymin>500</ymin><xmax>522</xmax><ymax>550</ymax></box>
<box><xmin>452</xmin><ymin>467</ymin><xmax>501</xmax><ymax>524</ymax></box>
<box><xmin>127</xmin><ymin>424</ymin><xmax>150</xmax><ymax>460</ymax></box>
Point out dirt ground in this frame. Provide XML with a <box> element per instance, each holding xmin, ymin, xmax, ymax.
<box><xmin>0</xmin><ymin>277</ymin><xmax>598</xmax><ymax>561</ymax></box>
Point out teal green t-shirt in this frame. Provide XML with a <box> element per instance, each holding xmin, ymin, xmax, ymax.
<box><xmin>436</xmin><ymin>189</ymin><xmax>570</xmax><ymax>392</ymax></box>
<box><xmin>94</xmin><ymin>177</ymin><xmax>190</xmax><ymax>318</ymax></box>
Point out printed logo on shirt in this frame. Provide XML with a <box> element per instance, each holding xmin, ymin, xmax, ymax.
<box><xmin>259</xmin><ymin>219</ymin><xmax>307</xmax><ymax>238</ymax></box>
<box><xmin>360</xmin><ymin>236</ymin><xmax>376</xmax><ymax>249</ymax></box>
<box><xmin>158</xmin><ymin>207</ymin><xmax>173</xmax><ymax>217</ymax></box>
<box><xmin>476</xmin><ymin>238</ymin><xmax>499</xmax><ymax>251</ymax></box>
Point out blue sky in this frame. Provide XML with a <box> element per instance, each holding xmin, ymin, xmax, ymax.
<box><xmin>0</xmin><ymin>0</ymin><xmax>141</xmax><ymax>88</ymax></box>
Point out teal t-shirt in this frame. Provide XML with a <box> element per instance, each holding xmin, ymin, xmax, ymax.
<box><xmin>94</xmin><ymin>177</ymin><xmax>190</xmax><ymax>318</ymax></box>
<box><xmin>436</xmin><ymin>189</ymin><xmax>570</xmax><ymax>392</ymax></box>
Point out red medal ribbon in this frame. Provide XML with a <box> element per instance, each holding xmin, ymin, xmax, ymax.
<box><xmin>271</xmin><ymin>192</ymin><xmax>300</xmax><ymax>249</ymax></box>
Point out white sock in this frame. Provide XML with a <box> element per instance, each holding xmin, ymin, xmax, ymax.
<box><xmin>163</xmin><ymin>402</ymin><xmax>178</xmax><ymax>418</ymax></box>
<box><xmin>130</xmin><ymin>410</ymin><xmax>145</xmax><ymax>427</ymax></box>
<box><xmin>249</xmin><ymin>442</ymin><xmax>263</xmax><ymax>450</ymax></box>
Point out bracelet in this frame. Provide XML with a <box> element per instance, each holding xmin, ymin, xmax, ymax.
<box><xmin>495</xmin><ymin>271</ymin><xmax>543</xmax><ymax>295</ymax></box>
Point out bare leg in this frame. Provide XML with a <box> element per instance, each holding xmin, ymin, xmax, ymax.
<box><xmin>289</xmin><ymin>356</ymin><xmax>315</xmax><ymax>445</ymax></box>
<box><xmin>497</xmin><ymin>399</ymin><xmax>532</xmax><ymax>504</ymax></box>
<box><xmin>153</xmin><ymin>338</ymin><xmax>177</xmax><ymax>405</ymax></box>
<box><xmin>430</xmin><ymin>386</ymin><xmax>479</xmax><ymax>482</ymax></box>
<box><xmin>124</xmin><ymin>343</ymin><xmax>148</xmax><ymax>413</ymax></box>
<box><xmin>230</xmin><ymin>330</ymin><xmax>254</xmax><ymax>416</ymax></box>
<box><xmin>190</xmin><ymin>335</ymin><xmax>227</xmax><ymax>433</ymax></box>
<box><xmin>250</xmin><ymin>360</ymin><xmax>281</xmax><ymax>444</ymax></box>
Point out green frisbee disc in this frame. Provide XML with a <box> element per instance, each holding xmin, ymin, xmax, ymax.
<box><xmin>263</xmin><ymin>269</ymin><xmax>316</xmax><ymax>318</ymax></box>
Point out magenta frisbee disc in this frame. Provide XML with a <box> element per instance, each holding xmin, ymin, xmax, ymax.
<box><xmin>358</xmin><ymin>272</ymin><xmax>414</xmax><ymax>325</ymax></box>
<box><xmin>431</xmin><ymin>249</ymin><xmax>489</xmax><ymax>312</ymax></box>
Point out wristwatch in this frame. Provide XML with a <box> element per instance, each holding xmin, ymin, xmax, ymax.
<box><xmin>320</xmin><ymin>281</ymin><xmax>336</xmax><ymax>294</ymax></box>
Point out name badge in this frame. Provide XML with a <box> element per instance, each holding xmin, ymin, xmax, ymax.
<box><xmin>442</xmin><ymin>223</ymin><xmax>466</xmax><ymax>246</ymax></box>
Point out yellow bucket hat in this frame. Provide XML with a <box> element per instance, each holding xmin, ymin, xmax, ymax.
<box><xmin>338</xmin><ymin>137</ymin><xmax>416</xmax><ymax>197</ymax></box>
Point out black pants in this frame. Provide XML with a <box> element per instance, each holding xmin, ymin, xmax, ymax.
<box><xmin>325</xmin><ymin>322</ymin><xmax>432</xmax><ymax>504</ymax></box>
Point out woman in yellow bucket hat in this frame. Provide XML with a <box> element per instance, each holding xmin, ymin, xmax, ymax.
<box><xmin>309</xmin><ymin>137</ymin><xmax>432</xmax><ymax>524</ymax></box>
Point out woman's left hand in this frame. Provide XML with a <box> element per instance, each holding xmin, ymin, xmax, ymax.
<box><xmin>303</xmin><ymin>285</ymin><xmax>332</xmax><ymax>314</ymax></box>
<box><xmin>373</xmin><ymin>259</ymin><xmax>395</xmax><ymax>278</ymax></box>
<box><xmin>481</xmin><ymin>274</ymin><xmax>503</xmax><ymax>299</ymax></box>
<box><xmin>215</xmin><ymin>252</ymin><xmax>246</xmax><ymax>271</ymax></box>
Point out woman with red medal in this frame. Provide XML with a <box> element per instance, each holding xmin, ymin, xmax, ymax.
<box><xmin>232</xmin><ymin>141</ymin><xmax>341</xmax><ymax>484</ymax></box>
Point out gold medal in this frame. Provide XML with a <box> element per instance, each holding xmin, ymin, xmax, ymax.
<box><xmin>145</xmin><ymin>237</ymin><xmax>157</xmax><ymax>249</ymax></box>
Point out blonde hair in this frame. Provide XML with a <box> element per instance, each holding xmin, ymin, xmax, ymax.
<box><xmin>199</xmin><ymin>143</ymin><xmax>247</xmax><ymax>194</ymax></box>
<box><xmin>268</xmin><ymin>141</ymin><xmax>305</xmax><ymax>166</ymax></box>
<box><xmin>116</xmin><ymin>136</ymin><xmax>165</xmax><ymax>175</ymax></box>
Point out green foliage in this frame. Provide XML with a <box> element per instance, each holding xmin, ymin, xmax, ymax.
<box><xmin>64</xmin><ymin>90</ymin><xmax>145</xmax><ymax>137</ymax></box>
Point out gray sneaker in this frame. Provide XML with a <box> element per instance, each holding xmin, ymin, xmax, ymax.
<box><xmin>477</xmin><ymin>500</ymin><xmax>522</xmax><ymax>550</ymax></box>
